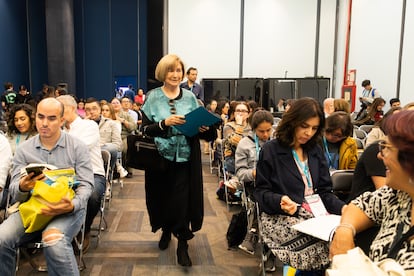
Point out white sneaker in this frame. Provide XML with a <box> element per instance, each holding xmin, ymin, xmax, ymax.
<box><xmin>117</xmin><ymin>164</ymin><xmax>128</xmax><ymax>178</ymax></box>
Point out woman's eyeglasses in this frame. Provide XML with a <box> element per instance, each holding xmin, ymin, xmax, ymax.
<box><xmin>169</xmin><ymin>99</ymin><xmax>176</xmax><ymax>114</ymax></box>
<box><xmin>378</xmin><ymin>141</ymin><xmax>395</xmax><ymax>157</ymax></box>
<box><xmin>235</xmin><ymin>109</ymin><xmax>249</xmax><ymax>113</ymax></box>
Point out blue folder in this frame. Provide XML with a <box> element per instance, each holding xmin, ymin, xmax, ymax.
<box><xmin>173</xmin><ymin>106</ymin><xmax>221</xmax><ymax>137</ymax></box>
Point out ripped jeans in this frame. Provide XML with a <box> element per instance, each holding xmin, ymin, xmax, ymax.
<box><xmin>0</xmin><ymin>208</ymin><xmax>86</xmax><ymax>276</ymax></box>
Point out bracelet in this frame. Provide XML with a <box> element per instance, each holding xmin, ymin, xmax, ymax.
<box><xmin>328</xmin><ymin>223</ymin><xmax>356</xmax><ymax>242</ymax></box>
<box><xmin>335</xmin><ymin>223</ymin><xmax>356</xmax><ymax>236</ymax></box>
<box><xmin>158</xmin><ymin>120</ymin><xmax>164</xmax><ymax>130</ymax></box>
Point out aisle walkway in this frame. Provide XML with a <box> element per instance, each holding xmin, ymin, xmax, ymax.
<box><xmin>17</xmin><ymin>156</ymin><xmax>282</xmax><ymax>276</ymax></box>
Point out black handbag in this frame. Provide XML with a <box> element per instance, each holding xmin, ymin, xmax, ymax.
<box><xmin>226</xmin><ymin>206</ymin><xmax>248</xmax><ymax>248</ymax></box>
<box><xmin>126</xmin><ymin>134</ymin><xmax>167</xmax><ymax>171</ymax></box>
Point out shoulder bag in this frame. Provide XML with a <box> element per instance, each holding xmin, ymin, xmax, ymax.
<box><xmin>126</xmin><ymin>134</ymin><xmax>167</xmax><ymax>172</ymax></box>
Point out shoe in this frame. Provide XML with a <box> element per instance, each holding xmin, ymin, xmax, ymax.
<box><xmin>238</xmin><ymin>230</ymin><xmax>257</xmax><ymax>255</ymax></box>
<box><xmin>264</xmin><ymin>251</ymin><xmax>276</xmax><ymax>272</ymax></box>
<box><xmin>158</xmin><ymin>231</ymin><xmax>171</xmax><ymax>250</ymax></box>
<box><xmin>117</xmin><ymin>165</ymin><xmax>128</xmax><ymax>178</ymax></box>
<box><xmin>177</xmin><ymin>240</ymin><xmax>192</xmax><ymax>267</ymax></box>
<box><xmin>126</xmin><ymin>172</ymin><xmax>133</xmax><ymax>178</ymax></box>
<box><xmin>105</xmin><ymin>186</ymin><xmax>111</xmax><ymax>200</ymax></box>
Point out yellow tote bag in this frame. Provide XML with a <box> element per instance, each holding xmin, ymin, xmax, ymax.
<box><xmin>19</xmin><ymin>176</ymin><xmax>75</xmax><ymax>233</ymax></box>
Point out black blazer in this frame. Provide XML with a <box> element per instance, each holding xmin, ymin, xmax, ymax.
<box><xmin>254</xmin><ymin>139</ymin><xmax>345</xmax><ymax>216</ymax></box>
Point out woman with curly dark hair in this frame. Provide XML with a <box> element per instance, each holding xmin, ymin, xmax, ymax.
<box><xmin>6</xmin><ymin>103</ymin><xmax>37</xmax><ymax>154</ymax></box>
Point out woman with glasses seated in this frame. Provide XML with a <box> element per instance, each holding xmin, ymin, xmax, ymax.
<box><xmin>140</xmin><ymin>54</ymin><xmax>217</xmax><ymax>267</ymax></box>
<box><xmin>222</xmin><ymin>101</ymin><xmax>251</xmax><ymax>175</ymax></box>
<box><xmin>322</xmin><ymin>111</ymin><xmax>358</xmax><ymax>171</ymax></box>
<box><xmin>330</xmin><ymin>110</ymin><xmax>414</xmax><ymax>271</ymax></box>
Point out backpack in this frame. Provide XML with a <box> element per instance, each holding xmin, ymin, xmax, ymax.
<box><xmin>226</xmin><ymin>206</ymin><xmax>248</xmax><ymax>248</ymax></box>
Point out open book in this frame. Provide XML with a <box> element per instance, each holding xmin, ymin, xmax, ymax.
<box><xmin>291</xmin><ymin>214</ymin><xmax>341</xmax><ymax>241</ymax></box>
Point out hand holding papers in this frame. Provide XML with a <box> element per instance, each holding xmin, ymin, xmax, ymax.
<box><xmin>173</xmin><ymin>106</ymin><xmax>221</xmax><ymax>137</ymax></box>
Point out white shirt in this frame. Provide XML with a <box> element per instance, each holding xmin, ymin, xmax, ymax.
<box><xmin>65</xmin><ymin>117</ymin><xmax>105</xmax><ymax>176</ymax></box>
<box><xmin>0</xmin><ymin>133</ymin><xmax>12</xmax><ymax>189</ymax></box>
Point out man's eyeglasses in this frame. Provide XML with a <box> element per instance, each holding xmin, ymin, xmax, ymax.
<box><xmin>169</xmin><ymin>99</ymin><xmax>176</xmax><ymax>114</ymax></box>
<box><xmin>235</xmin><ymin>109</ymin><xmax>249</xmax><ymax>113</ymax></box>
<box><xmin>378</xmin><ymin>141</ymin><xmax>395</xmax><ymax>157</ymax></box>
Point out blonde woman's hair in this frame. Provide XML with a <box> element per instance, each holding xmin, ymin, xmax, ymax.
<box><xmin>155</xmin><ymin>54</ymin><xmax>185</xmax><ymax>82</ymax></box>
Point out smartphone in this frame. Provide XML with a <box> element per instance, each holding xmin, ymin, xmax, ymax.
<box><xmin>26</xmin><ymin>166</ymin><xmax>45</xmax><ymax>177</ymax></box>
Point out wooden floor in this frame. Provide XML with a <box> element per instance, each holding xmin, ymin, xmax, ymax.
<box><xmin>17</xmin><ymin>154</ymin><xmax>283</xmax><ymax>276</ymax></box>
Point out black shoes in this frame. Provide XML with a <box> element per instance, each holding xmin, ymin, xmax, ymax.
<box><xmin>158</xmin><ymin>231</ymin><xmax>171</xmax><ymax>250</ymax></box>
<box><xmin>177</xmin><ymin>240</ymin><xmax>192</xmax><ymax>267</ymax></box>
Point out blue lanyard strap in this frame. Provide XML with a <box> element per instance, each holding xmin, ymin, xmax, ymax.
<box><xmin>254</xmin><ymin>134</ymin><xmax>260</xmax><ymax>161</ymax></box>
<box><xmin>16</xmin><ymin>134</ymin><xmax>21</xmax><ymax>147</ymax></box>
<box><xmin>292</xmin><ymin>149</ymin><xmax>312</xmax><ymax>189</ymax></box>
<box><xmin>323</xmin><ymin>137</ymin><xmax>339</xmax><ymax>169</ymax></box>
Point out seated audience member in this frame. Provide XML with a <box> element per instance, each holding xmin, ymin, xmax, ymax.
<box><xmin>85</xmin><ymin>98</ymin><xmax>123</xmax><ymax>173</ymax></box>
<box><xmin>121</xmin><ymin>97</ymin><xmax>138</xmax><ymax>124</ymax></box>
<box><xmin>15</xmin><ymin>85</ymin><xmax>34</xmax><ymax>106</ymax></box>
<box><xmin>334</xmin><ymin>98</ymin><xmax>351</xmax><ymax>114</ymax></box>
<box><xmin>365</xmin><ymin>106</ymin><xmax>402</xmax><ymax>147</ymax></box>
<box><xmin>0</xmin><ymin>98</ymin><xmax>94</xmax><ymax>275</ymax></box>
<box><xmin>0</xmin><ymin>133</ymin><xmax>12</xmax><ymax>203</ymax></box>
<box><xmin>77</xmin><ymin>98</ymin><xmax>86</xmax><ymax>118</ymax></box>
<box><xmin>354</xmin><ymin>97</ymin><xmax>386</xmax><ymax>126</ymax></box>
<box><xmin>347</xmin><ymin>140</ymin><xmax>386</xmax><ymax>203</ymax></box>
<box><xmin>134</xmin><ymin>88</ymin><xmax>145</xmax><ymax>104</ymax></box>
<box><xmin>323</xmin><ymin>97</ymin><xmax>335</xmax><ymax>117</ymax></box>
<box><xmin>100</xmin><ymin>102</ymin><xmax>128</xmax><ymax>178</ymax></box>
<box><xmin>235</xmin><ymin>110</ymin><xmax>275</xmax><ymax>269</ymax></box>
<box><xmin>57</xmin><ymin>95</ymin><xmax>106</xmax><ymax>252</ymax></box>
<box><xmin>223</xmin><ymin>102</ymin><xmax>251</xmax><ymax>174</ymax></box>
<box><xmin>255</xmin><ymin>98</ymin><xmax>346</xmax><ymax>274</ymax></box>
<box><xmin>330</xmin><ymin>110</ymin><xmax>414</xmax><ymax>271</ymax></box>
<box><xmin>389</xmin><ymin>98</ymin><xmax>401</xmax><ymax>108</ymax></box>
<box><xmin>322</xmin><ymin>111</ymin><xmax>358</xmax><ymax>171</ymax></box>
<box><xmin>110</xmin><ymin>97</ymin><xmax>136</xmax><ymax>178</ymax></box>
<box><xmin>6</xmin><ymin>104</ymin><xmax>37</xmax><ymax>154</ymax></box>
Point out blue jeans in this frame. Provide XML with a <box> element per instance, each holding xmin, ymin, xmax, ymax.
<box><xmin>0</xmin><ymin>207</ymin><xmax>86</xmax><ymax>276</ymax></box>
<box><xmin>85</xmin><ymin>174</ymin><xmax>106</xmax><ymax>233</ymax></box>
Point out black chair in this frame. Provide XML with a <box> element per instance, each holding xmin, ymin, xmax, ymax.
<box><xmin>331</xmin><ymin>170</ymin><xmax>354</xmax><ymax>202</ymax></box>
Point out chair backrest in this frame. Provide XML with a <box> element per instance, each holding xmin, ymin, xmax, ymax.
<box><xmin>101</xmin><ymin>150</ymin><xmax>111</xmax><ymax>181</ymax></box>
<box><xmin>359</xmin><ymin>125</ymin><xmax>374</xmax><ymax>134</ymax></box>
<box><xmin>354</xmin><ymin>137</ymin><xmax>364</xmax><ymax>149</ymax></box>
<box><xmin>354</xmin><ymin>129</ymin><xmax>367</xmax><ymax>140</ymax></box>
<box><xmin>331</xmin><ymin>169</ymin><xmax>354</xmax><ymax>201</ymax></box>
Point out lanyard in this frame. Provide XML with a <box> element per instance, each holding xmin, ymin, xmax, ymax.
<box><xmin>323</xmin><ymin>137</ymin><xmax>338</xmax><ymax>169</ymax></box>
<box><xmin>16</xmin><ymin>134</ymin><xmax>21</xmax><ymax>147</ymax></box>
<box><xmin>254</xmin><ymin>134</ymin><xmax>260</xmax><ymax>161</ymax></box>
<box><xmin>292</xmin><ymin>149</ymin><xmax>312</xmax><ymax>189</ymax></box>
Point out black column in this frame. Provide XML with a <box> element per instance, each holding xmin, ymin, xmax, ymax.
<box><xmin>45</xmin><ymin>0</ymin><xmax>76</xmax><ymax>93</ymax></box>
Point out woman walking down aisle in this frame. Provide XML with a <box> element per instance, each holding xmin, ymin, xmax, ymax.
<box><xmin>140</xmin><ymin>54</ymin><xmax>217</xmax><ymax>267</ymax></box>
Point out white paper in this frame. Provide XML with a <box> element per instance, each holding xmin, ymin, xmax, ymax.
<box><xmin>291</xmin><ymin>214</ymin><xmax>341</xmax><ymax>241</ymax></box>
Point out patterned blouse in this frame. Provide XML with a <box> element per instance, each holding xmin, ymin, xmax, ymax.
<box><xmin>352</xmin><ymin>186</ymin><xmax>414</xmax><ymax>270</ymax></box>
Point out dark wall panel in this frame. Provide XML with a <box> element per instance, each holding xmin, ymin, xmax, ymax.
<box><xmin>0</xmin><ymin>0</ymin><xmax>29</xmax><ymax>90</ymax></box>
<box><xmin>27</xmin><ymin>0</ymin><xmax>48</xmax><ymax>93</ymax></box>
<box><xmin>82</xmin><ymin>0</ymin><xmax>112</xmax><ymax>100</ymax></box>
<box><xmin>111</xmin><ymin>0</ymin><xmax>138</xmax><ymax>91</ymax></box>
